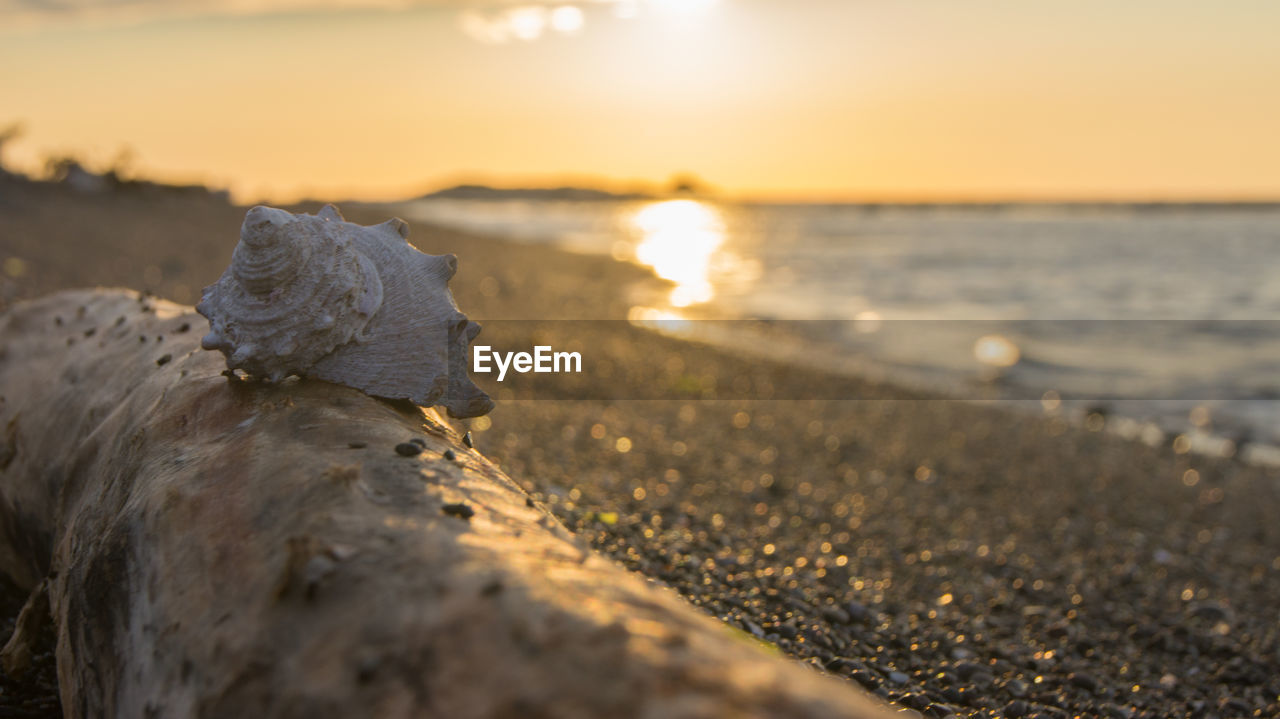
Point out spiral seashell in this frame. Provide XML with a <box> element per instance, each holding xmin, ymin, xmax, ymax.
<box><xmin>197</xmin><ymin>204</ymin><xmax>493</xmax><ymax>418</ymax></box>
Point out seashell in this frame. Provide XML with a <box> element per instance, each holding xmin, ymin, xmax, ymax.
<box><xmin>197</xmin><ymin>204</ymin><xmax>493</xmax><ymax>418</ymax></box>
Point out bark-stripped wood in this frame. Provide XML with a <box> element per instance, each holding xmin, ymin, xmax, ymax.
<box><xmin>0</xmin><ymin>289</ymin><xmax>897</xmax><ymax>719</ymax></box>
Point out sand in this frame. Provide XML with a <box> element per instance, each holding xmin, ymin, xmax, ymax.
<box><xmin>2</xmin><ymin>175</ymin><xmax>1279</xmax><ymax>718</ymax></box>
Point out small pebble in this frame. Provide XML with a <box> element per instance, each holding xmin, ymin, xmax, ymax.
<box><xmin>355</xmin><ymin>656</ymin><xmax>381</xmax><ymax>683</ymax></box>
<box><xmin>441</xmin><ymin>502</ymin><xmax>475</xmax><ymax>520</ymax></box>
<box><xmin>1003</xmin><ymin>699</ymin><xmax>1028</xmax><ymax>718</ymax></box>
<box><xmin>1187</xmin><ymin>602</ymin><xmax>1232</xmax><ymax>622</ymax></box>
<box><xmin>1045</xmin><ymin>620</ymin><xmax>1071</xmax><ymax>638</ymax></box>
<box><xmin>900</xmin><ymin>692</ymin><xmax>931</xmax><ymax>711</ymax></box>
<box><xmin>348</xmin><ymin>441</ymin><xmax>367</xmax><ymax>449</ymax></box>
<box><xmin>1102</xmin><ymin>704</ymin><xmax>1134</xmax><ymax>719</ymax></box>
<box><xmin>1069</xmin><ymin>672</ymin><xmax>1099</xmax><ymax>693</ymax></box>
<box><xmin>462</xmin><ymin>431</ymin><xmax>474</xmax><ymax>448</ymax></box>
<box><xmin>394</xmin><ymin>443</ymin><xmax>423</xmax><ymax>457</ymax></box>
<box><xmin>443</xmin><ymin>449</ymin><xmax>457</xmax><ymax>461</ymax></box>
<box><xmin>969</xmin><ymin>671</ymin><xmax>995</xmax><ymax>688</ymax></box>
<box><xmin>176</xmin><ymin>322</ymin><xmax>191</xmax><ymax>333</ymax></box>
<box><xmin>845</xmin><ymin>601</ymin><xmax>873</xmax><ymax>623</ymax></box>
<box><xmin>930</xmin><ymin>703</ymin><xmax>958</xmax><ymax>718</ymax></box>
<box><xmin>825</xmin><ymin>657</ymin><xmax>856</xmax><ymax>672</ymax></box>
<box><xmin>822</xmin><ymin>604</ymin><xmax>851</xmax><ymax>624</ymax></box>
<box><xmin>849</xmin><ymin>668</ymin><xmax>880</xmax><ymax>689</ymax></box>
<box><xmin>156</xmin><ymin>354</ymin><xmax>172</xmax><ymax>366</ymax></box>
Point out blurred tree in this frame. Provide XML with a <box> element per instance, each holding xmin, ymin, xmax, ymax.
<box><xmin>0</xmin><ymin>123</ymin><xmax>24</xmax><ymax>175</ymax></box>
<box><xmin>44</xmin><ymin>154</ymin><xmax>80</xmax><ymax>182</ymax></box>
<box><xmin>106</xmin><ymin>145</ymin><xmax>137</xmax><ymax>184</ymax></box>
<box><xmin>668</xmin><ymin>172</ymin><xmax>713</xmax><ymax>197</ymax></box>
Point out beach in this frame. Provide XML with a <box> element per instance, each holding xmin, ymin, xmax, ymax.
<box><xmin>2</xmin><ymin>177</ymin><xmax>1279</xmax><ymax>718</ymax></box>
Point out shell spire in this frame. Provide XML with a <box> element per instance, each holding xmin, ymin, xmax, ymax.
<box><xmin>197</xmin><ymin>205</ymin><xmax>494</xmax><ymax>418</ymax></box>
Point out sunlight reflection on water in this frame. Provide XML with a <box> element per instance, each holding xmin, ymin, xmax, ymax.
<box><xmin>627</xmin><ymin>199</ymin><xmax>726</xmax><ymax>308</ymax></box>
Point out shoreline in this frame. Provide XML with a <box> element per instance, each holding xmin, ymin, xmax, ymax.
<box><xmin>388</xmin><ymin>195</ymin><xmax>1280</xmax><ymax>473</ymax></box>
<box><xmin>629</xmin><ymin>316</ymin><xmax>1280</xmax><ymax>471</ymax></box>
<box><xmin>3</xmin><ymin>177</ymin><xmax>1280</xmax><ymax>718</ymax></box>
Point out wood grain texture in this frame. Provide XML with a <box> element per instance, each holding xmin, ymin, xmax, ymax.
<box><xmin>0</xmin><ymin>288</ymin><xmax>897</xmax><ymax>719</ymax></box>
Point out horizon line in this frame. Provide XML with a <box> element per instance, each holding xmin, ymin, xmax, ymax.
<box><xmin>9</xmin><ymin>168</ymin><xmax>1280</xmax><ymax>208</ymax></box>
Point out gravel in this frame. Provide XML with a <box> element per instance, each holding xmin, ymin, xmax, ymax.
<box><xmin>486</xmin><ymin>394</ymin><xmax>1280</xmax><ymax>719</ymax></box>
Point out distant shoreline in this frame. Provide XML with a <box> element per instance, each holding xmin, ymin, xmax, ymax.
<box><xmin>410</xmin><ymin>184</ymin><xmax>1280</xmax><ymax>211</ymax></box>
<box><xmin>415</xmin><ymin>184</ymin><xmax>655</xmax><ymax>202</ymax></box>
<box><xmin>6</xmin><ymin>168</ymin><xmax>1277</xmax><ymax>210</ymax></box>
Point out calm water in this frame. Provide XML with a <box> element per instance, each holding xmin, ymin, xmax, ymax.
<box><xmin>398</xmin><ymin>198</ymin><xmax>1280</xmax><ymax>463</ymax></box>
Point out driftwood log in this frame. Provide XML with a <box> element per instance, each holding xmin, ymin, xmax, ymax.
<box><xmin>0</xmin><ymin>288</ymin><xmax>896</xmax><ymax>719</ymax></box>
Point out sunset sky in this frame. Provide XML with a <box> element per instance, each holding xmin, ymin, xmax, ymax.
<box><xmin>1</xmin><ymin>0</ymin><xmax>1278</xmax><ymax>202</ymax></box>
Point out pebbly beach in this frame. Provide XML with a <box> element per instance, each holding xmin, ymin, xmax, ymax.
<box><xmin>2</xmin><ymin>175</ymin><xmax>1279</xmax><ymax>718</ymax></box>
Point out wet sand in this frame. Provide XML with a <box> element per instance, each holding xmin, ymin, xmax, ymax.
<box><xmin>2</xmin><ymin>176</ymin><xmax>1279</xmax><ymax>718</ymax></box>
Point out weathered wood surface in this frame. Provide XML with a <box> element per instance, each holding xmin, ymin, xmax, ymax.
<box><xmin>0</xmin><ymin>288</ymin><xmax>898</xmax><ymax>719</ymax></box>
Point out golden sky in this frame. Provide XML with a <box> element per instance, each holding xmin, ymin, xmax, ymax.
<box><xmin>2</xmin><ymin>0</ymin><xmax>1278</xmax><ymax>202</ymax></box>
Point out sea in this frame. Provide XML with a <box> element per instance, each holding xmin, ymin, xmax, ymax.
<box><xmin>396</xmin><ymin>197</ymin><xmax>1280</xmax><ymax>466</ymax></box>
